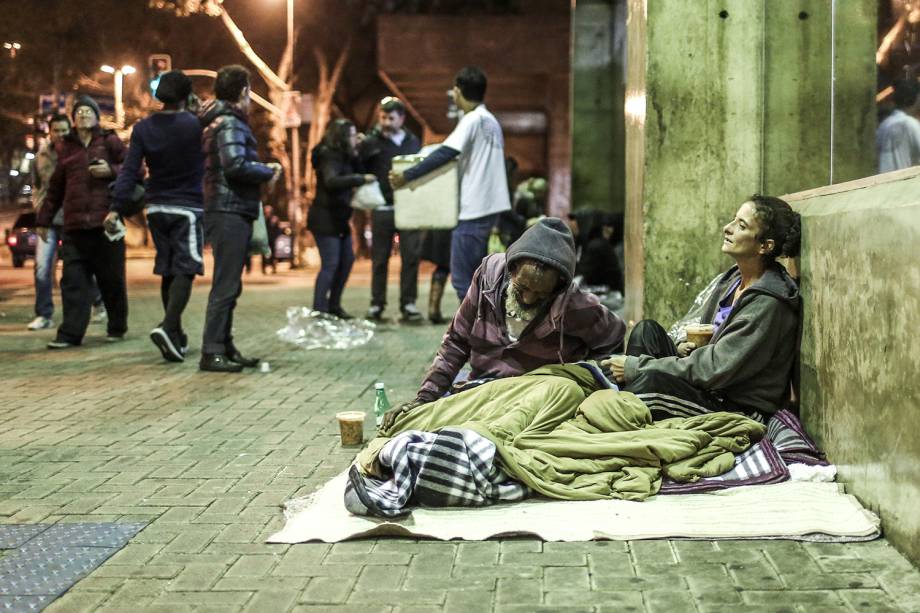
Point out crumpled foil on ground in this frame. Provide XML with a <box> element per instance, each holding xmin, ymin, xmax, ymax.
<box><xmin>277</xmin><ymin>307</ymin><xmax>376</xmax><ymax>350</ymax></box>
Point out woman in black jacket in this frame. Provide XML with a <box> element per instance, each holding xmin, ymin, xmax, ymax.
<box><xmin>307</xmin><ymin>119</ymin><xmax>375</xmax><ymax>318</ymax></box>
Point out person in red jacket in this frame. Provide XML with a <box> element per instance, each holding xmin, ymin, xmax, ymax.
<box><xmin>36</xmin><ymin>95</ymin><xmax>128</xmax><ymax>349</ymax></box>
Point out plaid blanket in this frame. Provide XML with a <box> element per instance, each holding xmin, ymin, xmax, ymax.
<box><xmin>344</xmin><ymin>427</ymin><xmax>529</xmax><ymax>518</ymax></box>
<box><xmin>659</xmin><ymin>409</ymin><xmax>827</xmax><ymax>494</ymax></box>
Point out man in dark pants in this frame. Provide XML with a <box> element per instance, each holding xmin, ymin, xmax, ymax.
<box><xmin>199</xmin><ymin>65</ymin><xmax>281</xmax><ymax>373</ymax></box>
<box><xmin>36</xmin><ymin>95</ymin><xmax>128</xmax><ymax>349</ymax></box>
<box><xmin>359</xmin><ymin>97</ymin><xmax>422</xmax><ymax>322</ymax></box>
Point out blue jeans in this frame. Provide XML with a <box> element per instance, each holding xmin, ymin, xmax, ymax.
<box><xmin>313</xmin><ymin>234</ymin><xmax>355</xmax><ymax>312</ymax></box>
<box><xmin>450</xmin><ymin>213</ymin><xmax>499</xmax><ymax>301</ymax></box>
<box><xmin>33</xmin><ymin>227</ymin><xmax>59</xmax><ymax>318</ymax></box>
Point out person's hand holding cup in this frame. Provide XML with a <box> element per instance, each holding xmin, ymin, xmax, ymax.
<box><xmin>684</xmin><ymin>324</ymin><xmax>715</xmax><ymax>350</ymax></box>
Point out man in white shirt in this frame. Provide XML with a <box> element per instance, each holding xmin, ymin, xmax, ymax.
<box><xmin>877</xmin><ymin>78</ymin><xmax>920</xmax><ymax>173</ymax></box>
<box><xmin>391</xmin><ymin>66</ymin><xmax>511</xmax><ymax>300</ymax></box>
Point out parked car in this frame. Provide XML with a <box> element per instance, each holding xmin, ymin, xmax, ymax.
<box><xmin>5</xmin><ymin>211</ymin><xmax>38</xmax><ymax>268</ymax></box>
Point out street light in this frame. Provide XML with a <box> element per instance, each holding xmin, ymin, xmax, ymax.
<box><xmin>3</xmin><ymin>42</ymin><xmax>21</xmax><ymax>58</ymax></box>
<box><xmin>280</xmin><ymin>0</ymin><xmax>302</xmax><ymax>262</ymax></box>
<box><xmin>101</xmin><ymin>64</ymin><xmax>136</xmax><ymax>128</ymax></box>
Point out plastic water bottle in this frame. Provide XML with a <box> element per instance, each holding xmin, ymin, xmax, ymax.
<box><xmin>374</xmin><ymin>382</ymin><xmax>391</xmax><ymax>428</ymax></box>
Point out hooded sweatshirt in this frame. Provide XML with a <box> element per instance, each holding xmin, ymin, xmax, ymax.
<box><xmin>416</xmin><ymin>218</ymin><xmax>626</xmax><ymax>403</ymax></box>
<box><xmin>623</xmin><ymin>262</ymin><xmax>801</xmax><ymax>414</ymax></box>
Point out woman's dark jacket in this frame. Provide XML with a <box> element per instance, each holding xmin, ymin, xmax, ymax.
<box><xmin>623</xmin><ymin>262</ymin><xmax>801</xmax><ymax>415</ymax></box>
<box><xmin>36</xmin><ymin>128</ymin><xmax>126</xmax><ymax>232</ymax></box>
<box><xmin>199</xmin><ymin>100</ymin><xmax>274</xmax><ymax>220</ymax></box>
<box><xmin>307</xmin><ymin>144</ymin><xmax>364</xmax><ymax>236</ymax></box>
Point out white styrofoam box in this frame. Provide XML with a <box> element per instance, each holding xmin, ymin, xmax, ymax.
<box><xmin>392</xmin><ymin>155</ymin><xmax>459</xmax><ymax>230</ymax></box>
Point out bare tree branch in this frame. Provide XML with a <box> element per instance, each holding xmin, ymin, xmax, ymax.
<box><xmin>218</xmin><ymin>6</ymin><xmax>289</xmax><ymax>91</ymax></box>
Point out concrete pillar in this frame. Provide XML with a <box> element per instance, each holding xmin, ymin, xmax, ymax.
<box><xmin>625</xmin><ymin>0</ymin><xmax>876</xmax><ymax>325</ymax></box>
<box><xmin>572</xmin><ymin>0</ymin><xmax>627</xmax><ymax>214</ymax></box>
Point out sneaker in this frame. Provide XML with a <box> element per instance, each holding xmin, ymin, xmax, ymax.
<box><xmin>179</xmin><ymin>331</ymin><xmax>189</xmax><ymax>356</ymax></box>
<box><xmin>365</xmin><ymin>305</ymin><xmax>384</xmax><ymax>321</ymax></box>
<box><xmin>400</xmin><ymin>303</ymin><xmax>424</xmax><ymax>323</ymax></box>
<box><xmin>91</xmin><ymin>304</ymin><xmax>108</xmax><ymax>324</ymax></box>
<box><xmin>27</xmin><ymin>316</ymin><xmax>53</xmax><ymax>331</ymax></box>
<box><xmin>47</xmin><ymin>339</ymin><xmax>76</xmax><ymax>349</ymax></box>
<box><xmin>150</xmin><ymin>327</ymin><xmax>184</xmax><ymax>362</ymax></box>
<box><xmin>105</xmin><ymin>334</ymin><xmax>125</xmax><ymax>343</ymax></box>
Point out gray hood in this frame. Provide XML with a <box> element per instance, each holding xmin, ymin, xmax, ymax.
<box><xmin>505</xmin><ymin>217</ymin><xmax>577</xmax><ymax>283</ymax></box>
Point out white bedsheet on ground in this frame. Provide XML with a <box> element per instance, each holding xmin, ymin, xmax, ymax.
<box><xmin>267</xmin><ymin>470</ymin><xmax>880</xmax><ymax>544</ymax></box>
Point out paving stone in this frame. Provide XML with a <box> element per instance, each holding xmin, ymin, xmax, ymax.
<box><xmin>443</xmin><ymin>589</ymin><xmax>494</xmax><ymax>612</ymax></box>
<box><xmin>166</xmin><ymin>563</ymin><xmax>229</xmax><ymax>591</ymax></box>
<box><xmin>402</xmin><ymin>575</ymin><xmax>495</xmax><ymax>592</ymax></box>
<box><xmin>453</xmin><ymin>564</ymin><xmax>542</xmax><ymax>579</ymax></box>
<box><xmin>496</xmin><ymin>577</ymin><xmax>542</xmax><ymax>604</ymax></box>
<box><xmin>456</xmin><ymin>541</ymin><xmax>499</xmax><ymax>566</ymax></box>
<box><xmin>741</xmin><ymin>589</ymin><xmax>846</xmax><ymax>607</ymax></box>
<box><xmin>348</xmin><ymin>589</ymin><xmax>446</xmax><ymax>605</ymax></box>
<box><xmin>406</xmin><ymin>552</ymin><xmax>455</xmax><ymax>578</ymax></box>
<box><xmin>629</xmin><ymin>540</ymin><xmax>678</xmax><ymax>566</ymax></box>
<box><xmin>544</xmin><ymin>566</ymin><xmax>590</xmax><ymax>591</ymax></box>
<box><xmin>544</xmin><ymin>589</ymin><xmax>644</xmax><ymax>609</ymax></box>
<box><xmin>782</xmin><ymin>571</ymin><xmax>878</xmax><ymax>590</ymax></box>
<box><xmin>242</xmin><ymin>588</ymin><xmax>300</xmax><ymax>613</ymax></box>
<box><xmin>500</xmin><ymin>539</ymin><xmax>543</xmax><ymax>553</ymax></box>
<box><xmin>640</xmin><ymin>589</ymin><xmax>699</xmax><ymax>613</ymax></box>
<box><xmin>355</xmin><ymin>564</ymin><xmax>407</xmax><ymax>590</ymax></box>
<box><xmin>324</xmin><ymin>552</ymin><xmax>412</xmax><ymax>566</ymax></box>
<box><xmin>838</xmin><ymin>588</ymin><xmax>903</xmax><ymax>612</ymax></box>
<box><xmin>587</xmin><ymin>551</ymin><xmax>635</xmax><ymax>576</ymax></box>
<box><xmin>301</xmin><ymin>576</ymin><xmax>356</xmax><ymax>603</ymax></box>
<box><xmin>500</xmin><ymin>552</ymin><xmax>586</xmax><ymax>566</ymax></box>
<box><xmin>726</xmin><ymin>559</ymin><xmax>784</xmax><ymax>590</ymax></box>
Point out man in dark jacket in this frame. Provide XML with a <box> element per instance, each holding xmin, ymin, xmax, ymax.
<box><xmin>198</xmin><ymin>65</ymin><xmax>281</xmax><ymax>373</ymax></box>
<box><xmin>359</xmin><ymin>97</ymin><xmax>423</xmax><ymax>322</ymax></box>
<box><xmin>110</xmin><ymin>70</ymin><xmax>204</xmax><ymax>363</ymax></box>
<box><xmin>36</xmin><ymin>95</ymin><xmax>128</xmax><ymax>349</ymax></box>
<box><xmin>382</xmin><ymin>218</ymin><xmax>626</xmax><ymax>427</ymax></box>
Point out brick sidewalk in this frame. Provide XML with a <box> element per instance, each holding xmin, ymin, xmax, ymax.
<box><xmin>1</xmin><ymin>279</ymin><xmax>919</xmax><ymax>612</ymax></box>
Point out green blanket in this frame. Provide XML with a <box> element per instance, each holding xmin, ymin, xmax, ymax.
<box><xmin>358</xmin><ymin>364</ymin><xmax>766</xmax><ymax>501</ymax></box>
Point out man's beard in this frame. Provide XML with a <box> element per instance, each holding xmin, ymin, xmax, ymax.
<box><xmin>504</xmin><ymin>289</ymin><xmax>542</xmax><ymax>322</ymax></box>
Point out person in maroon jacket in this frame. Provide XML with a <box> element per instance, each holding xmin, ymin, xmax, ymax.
<box><xmin>36</xmin><ymin>95</ymin><xmax>128</xmax><ymax>349</ymax></box>
<box><xmin>383</xmin><ymin>217</ymin><xmax>626</xmax><ymax>428</ymax></box>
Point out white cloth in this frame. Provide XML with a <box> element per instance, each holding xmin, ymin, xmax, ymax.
<box><xmin>787</xmin><ymin>463</ymin><xmax>837</xmax><ymax>483</ymax></box>
<box><xmin>443</xmin><ymin>104</ymin><xmax>511</xmax><ymax>220</ymax></box>
<box><xmin>876</xmin><ymin>109</ymin><xmax>920</xmax><ymax>173</ymax></box>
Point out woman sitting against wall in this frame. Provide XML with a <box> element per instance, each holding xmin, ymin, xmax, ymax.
<box><xmin>604</xmin><ymin>195</ymin><xmax>801</xmax><ymax>423</ymax></box>
<box><xmin>307</xmin><ymin>119</ymin><xmax>376</xmax><ymax>319</ymax></box>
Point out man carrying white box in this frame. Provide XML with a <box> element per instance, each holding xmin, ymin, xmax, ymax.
<box><xmin>390</xmin><ymin>66</ymin><xmax>511</xmax><ymax>300</ymax></box>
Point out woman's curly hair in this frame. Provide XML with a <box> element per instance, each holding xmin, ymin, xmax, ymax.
<box><xmin>749</xmin><ymin>194</ymin><xmax>801</xmax><ymax>259</ymax></box>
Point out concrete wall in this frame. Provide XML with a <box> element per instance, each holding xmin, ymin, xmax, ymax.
<box><xmin>785</xmin><ymin>168</ymin><xmax>920</xmax><ymax>566</ymax></box>
<box><xmin>625</xmin><ymin>0</ymin><xmax>876</xmax><ymax>325</ymax></box>
<box><xmin>572</xmin><ymin>0</ymin><xmax>626</xmax><ymax>214</ymax></box>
